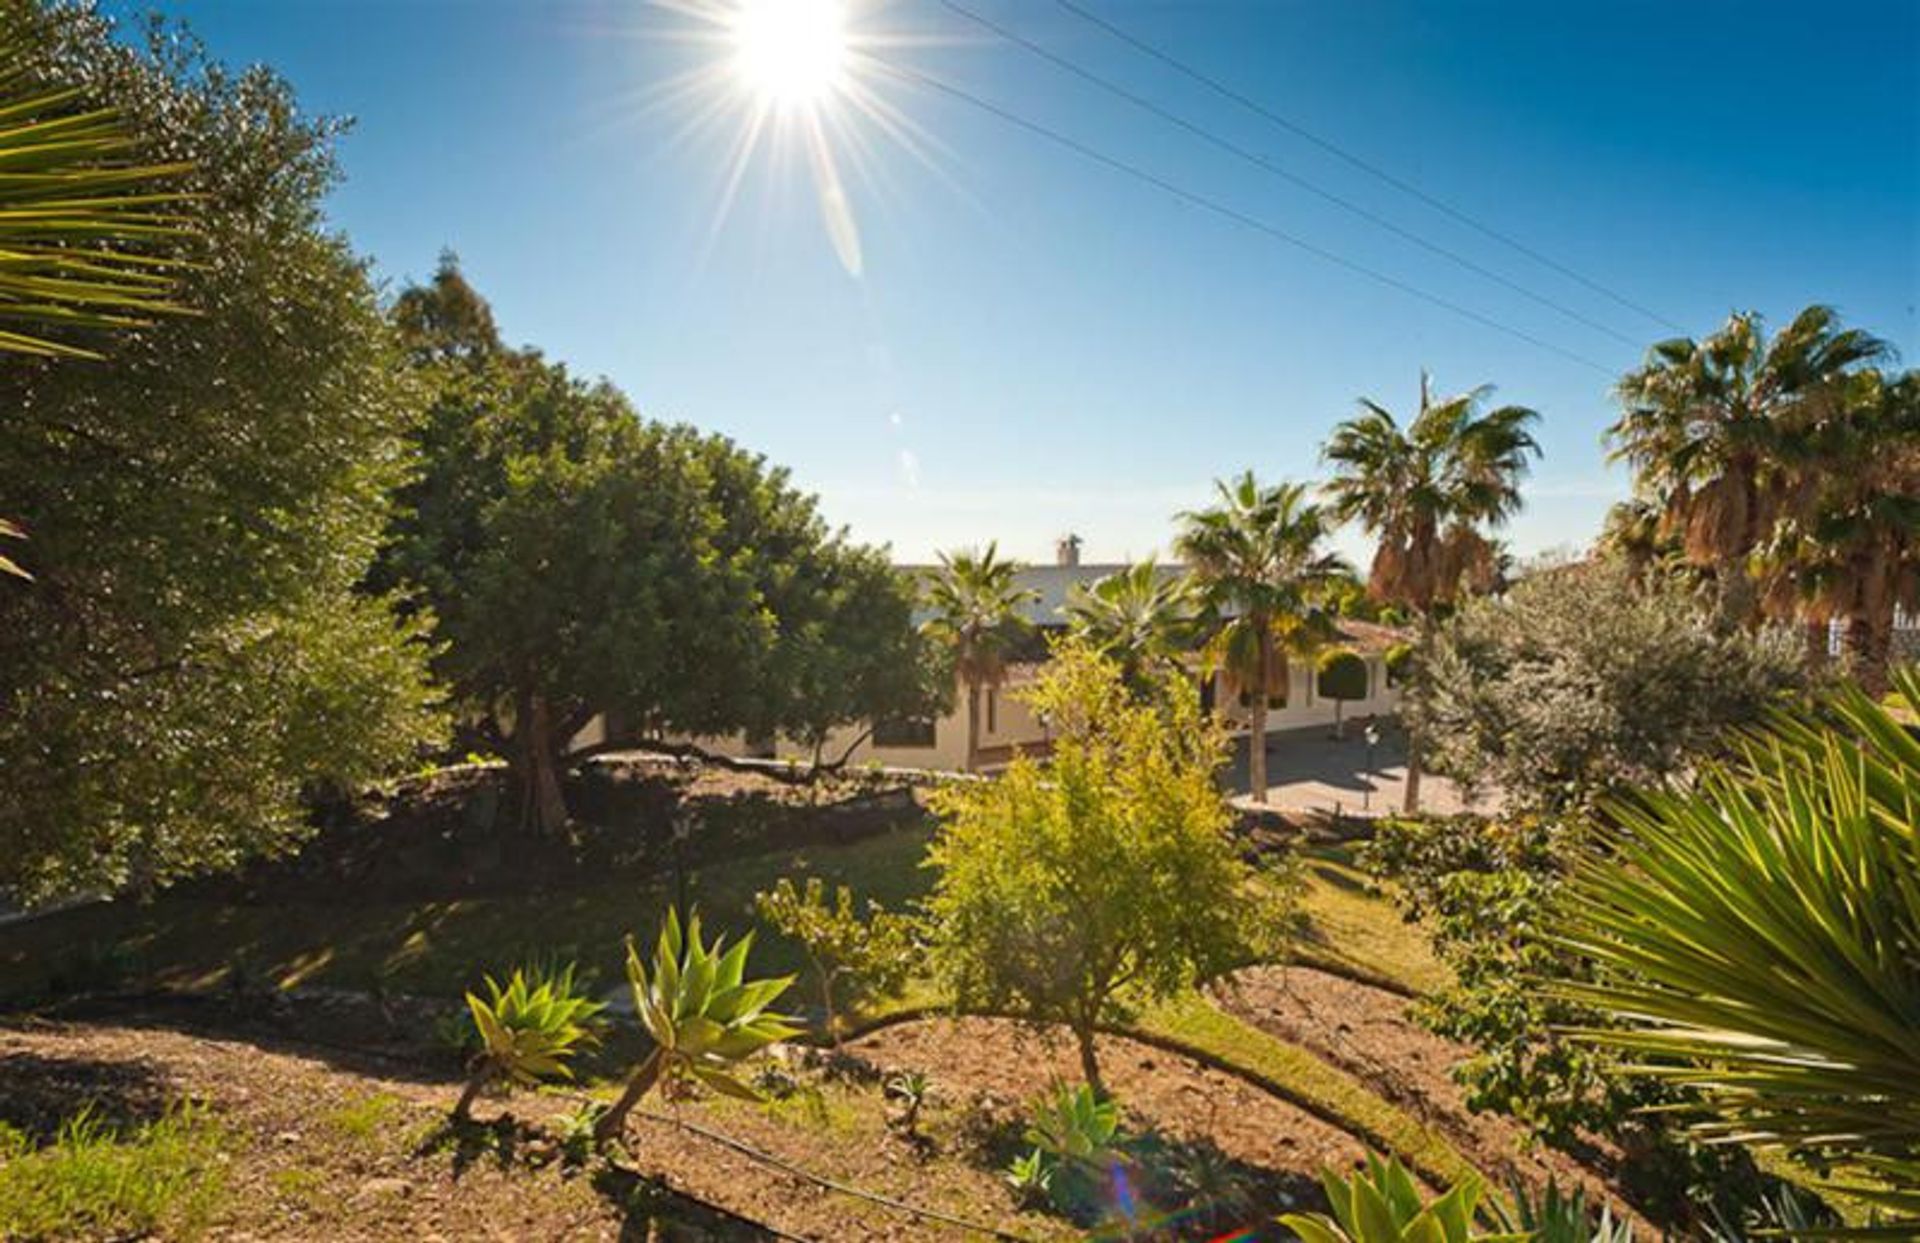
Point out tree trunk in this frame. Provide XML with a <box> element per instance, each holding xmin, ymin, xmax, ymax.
<box><xmin>1848</xmin><ymin>612</ymin><xmax>1893</xmax><ymax>698</ymax></box>
<box><xmin>452</xmin><ymin>1070</ymin><xmax>489</xmax><ymax>1122</ymax></box>
<box><xmin>1248</xmin><ymin>636</ymin><xmax>1269</xmax><ymax>803</ymax></box>
<box><xmin>1804</xmin><ymin>617</ymin><xmax>1830</xmax><ymax>671</ymax></box>
<box><xmin>1074</xmin><ymin>1022</ymin><xmax>1104</xmax><ymax>1099</ymax></box>
<box><xmin>820</xmin><ymin>968</ymin><xmax>840</xmax><ymax>1048</ymax></box>
<box><xmin>1332</xmin><ymin>698</ymin><xmax>1345</xmax><ymax>740</ymax></box>
<box><xmin>1402</xmin><ymin>611</ymin><xmax>1434</xmax><ymax>815</ymax></box>
<box><xmin>516</xmin><ymin>692</ymin><xmax>571</xmax><ymax>837</ymax></box>
<box><xmin>965</xmin><ymin>680</ymin><xmax>982</xmax><ymax>773</ymax></box>
<box><xmin>593</xmin><ymin>1049</ymin><xmax>663</xmax><ymax>1148</ymax></box>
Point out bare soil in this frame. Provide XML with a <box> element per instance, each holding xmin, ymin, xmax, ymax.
<box><xmin>0</xmin><ymin>1005</ymin><xmax>1374</xmax><ymax>1241</ymax></box>
<box><xmin>1215</xmin><ymin>965</ymin><xmax>1641</xmax><ymax>1225</ymax></box>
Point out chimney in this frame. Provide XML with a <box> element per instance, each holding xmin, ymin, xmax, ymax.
<box><xmin>1055</xmin><ymin>533</ymin><xmax>1083</xmax><ymax>568</ymax></box>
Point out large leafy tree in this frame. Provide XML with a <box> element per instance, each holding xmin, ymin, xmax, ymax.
<box><xmin>924</xmin><ymin>641</ymin><xmax>1269</xmax><ymax>1095</ymax></box>
<box><xmin>378</xmin><ymin>260</ymin><xmax>933</xmax><ymax>832</ymax></box>
<box><xmin>1176</xmin><ymin>474</ymin><xmax>1346</xmax><ymax>803</ymax></box>
<box><xmin>1755</xmin><ymin>367</ymin><xmax>1920</xmax><ymax>693</ymax></box>
<box><xmin>1063</xmin><ymin>559</ymin><xmax>1197</xmax><ymax>695</ymax></box>
<box><xmin>919</xmin><ymin>543</ymin><xmax>1037</xmax><ymax>772</ymax></box>
<box><xmin>1323</xmin><ymin>375</ymin><xmax>1540</xmax><ymax>812</ymax></box>
<box><xmin>1607</xmin><ymin>306</ymin><xmax>1887</xmax><ymax>627</ymax></box>
<box><xmin>1555</xmin><ymin>670</ymin><xmax>1920</xmax><ymax>1223</ymax></box>
<box><xmin>0</xmin><ymin>6</ymin><xmax>444</xmax><ymax>905</ymax></box>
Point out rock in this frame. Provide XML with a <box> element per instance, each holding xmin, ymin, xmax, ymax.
<box><xmin>274</xmin><ymin>1130</ymin><xmax>302</xmax><ymax>1145</ymax></box>
<box><xmin>353</xmin><ymin>1177</ymin><xmax>412</xmax><ymax>1203</ymax></box>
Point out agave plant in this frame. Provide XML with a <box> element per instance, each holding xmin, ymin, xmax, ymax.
<box><xmin>593</xmin><ymin>908</ymin><xmax>800</xmax><ymax>1146</ymax></box>
<box><xmin>1279</xmin><ymin>1153</ymin><xmax>1525</xmax><ymax>1243</ymax></box>
<box><xmin>1006</xmin><ymin>1146</ymin><xmax>1057</xmax><ymax>1208</ymax></box>
<box><xmin>1552</xmin><ymin>667</ymin><xmax>1920</xmax><ymax>1222</ymax></box>
<box><xmin>455</xmin><ymin>961</ymin><xmax>604</xmax><ymax>1120</ymax></box>
<box><xmin>1024</xmin><ymin>1080</ymin><xmax>1122</xmax><ymax>1168</ymax></box>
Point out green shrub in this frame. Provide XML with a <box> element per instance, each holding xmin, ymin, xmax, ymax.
<box><xmin>0</xmin><ymin>1105</ymin><xmax>230</xmax><ymax>1241</ymax></box>
<box><xmin>456</xmin><ymin>960</ymin><xmax>604</xmax><ymax>1120</ymax></box>
<box><xmin>752</xmin><ymin>876</ymin><xmax>916</xmax><ymax>1044</ymax></box>
<box><xmin>1495</xmin><ymin>1176</ymin><xmax>1634</xmax><ymax>1243</ymax></box>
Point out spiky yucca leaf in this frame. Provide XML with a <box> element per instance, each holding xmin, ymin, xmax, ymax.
<box><xmin>1552</xmin><ymin>668</ymin><xmax>1920</xmax><ymax>1221</ymax></box>
<box><xmin>0</xmin><ymin>21</ymin><xmax>198</xmax><ymax>359</ymax></box>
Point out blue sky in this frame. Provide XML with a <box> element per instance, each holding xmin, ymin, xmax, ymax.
<box><xmin>146</xmin><ymin>0</ymin><xmax>1918</xmax><ymax>565</ymax></box>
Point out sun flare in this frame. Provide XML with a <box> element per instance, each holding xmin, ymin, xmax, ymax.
<box><xmin>730</xmin><ymin>0</ymin><xmax>849</xmax><ymax>107</ymax></box>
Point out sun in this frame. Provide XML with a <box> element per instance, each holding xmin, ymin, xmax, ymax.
<box><xmin>730</xmin><ymin>0</ymin><xmax>849</xmax><ymax>108</ymax></box>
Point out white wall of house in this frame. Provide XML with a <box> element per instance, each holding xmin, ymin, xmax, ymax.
<box><xmin>655</xmin><ymin>651</ymin><xmax>1400</xmax><ymax>773</ymax></box>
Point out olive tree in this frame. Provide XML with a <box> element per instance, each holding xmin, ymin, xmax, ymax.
<box><xmin>0</xmin><ymin>5</ymin><xmax>444</xmax><ymax>905</ymax></box>
<box><xmin>924</xmin><ymin>640</ymin><xmax>1275</xmax><ymax>1095</ymax></box>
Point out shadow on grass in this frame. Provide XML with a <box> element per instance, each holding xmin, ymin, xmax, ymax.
<box><xmin>0</xmin><ymin>1050</ymin><xmax>175</xmax><ymax>1143</ymax></box>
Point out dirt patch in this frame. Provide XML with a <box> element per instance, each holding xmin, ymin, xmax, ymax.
<box><xmin>1214</xmin><ymin>964</ymin><xmax>1639</xmax><ymax>1224</ymax></box>
<box><xmin>0</xmin><ymin>1006</ymin><xmax>1381</xmax><ymax>1241</ymax></box>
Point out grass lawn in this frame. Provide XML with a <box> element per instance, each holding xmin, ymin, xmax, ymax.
<box><xmin>1291</xmin><ymin>844</ymin><xmax>1450</xmax><ymax>996</ymax></box>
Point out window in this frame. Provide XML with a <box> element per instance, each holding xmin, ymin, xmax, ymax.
<box><xmin>872</xmin><ymin>717</ymin><xmax>936</xmax><ymax>748</ymax></box>
<box><xmin>987</xmin><ymin>688</ymin><xmax>997</xmax><ymax>733</ymax></box>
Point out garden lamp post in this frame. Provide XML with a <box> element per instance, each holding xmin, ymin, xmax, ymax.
<box><xmin>1363</xmin><ymin>722</ymin><xmax>1381</xmax><ymax>812</ymax></box>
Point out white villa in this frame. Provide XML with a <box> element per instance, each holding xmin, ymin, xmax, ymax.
<box><xmin>657</xmin><ymin>538</ymin><xmax>1405</xmax><ymax>774</ymax></box>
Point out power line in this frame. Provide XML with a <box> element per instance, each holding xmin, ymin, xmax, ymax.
<box><xmin>1047</xmin><ymin>0</ymin><xmax>1686</xmax><ymax>335</ymax></box>
<box><xmin>933</xmin><ymin>0</ymin><xmax>1646</xmax><ymax>350</ymax></box>
<box><xmin>873</xmin><ymin>58</ymin><xmax>1615</xmax><ymax>375</ymax></box>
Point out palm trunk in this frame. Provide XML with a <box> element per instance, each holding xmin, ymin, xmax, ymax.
<box><xmin>1249</xmin><ymin>636</ymin><xmax>1269</xmax><ymax>803</ymax></box>
<box><xmin>965</xmin><ymin>680</ymin><xmax>982</xmax><ymax>773</ymax></box>
<box><xmin>593</xmin><ymin>1049</ymin><xmax>663</xmax><ymax>1148</ymax></box>
<box><xmin>1402</xmin><ymin>611</ymin><xmax>1434</xmax><ymax>815</ymax></box>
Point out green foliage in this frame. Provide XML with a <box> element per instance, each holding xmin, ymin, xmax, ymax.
<box><xmin>457</xmin><ymin>961</ymin><xmax>604</xmax><ymax>1119</ymax></box>
<box><xmin>0</xmin><ymin>7</ymin><xmax>197</xmax><ymax>358</ymax></box>
<box><xmin>883</xmin><ymin>1070</ymin><xmax>932</xmax><ymax>1135</ymax></box>
<box><xmin>752</xmin><ymin>876</ymin><xmax>916</xmax><ymax>1042</ymax></box>
<box><xmin>1423</xmin><ymin>559</ymin><xmax>1803</xmax><ymax>817</ymax></box>
<box><xmin>0</xmin><ymin>5</ymin><xmax>446</xmax><ymax>905</ymax></box>
<box><xmin>1317</xmin><ymin>648</ymin><xmax>1369</xmax><ymax>701</ymax></box>
<box><xmin>0</xmin><ymin>1105</ymin><xmax>230</xmax><ymax>1241</ymax></box>
<box><xmin>1495</xmin><ymin>1177</ymin><xmax>1635</xmax><ymax>1243</ymax></box>
<box><xmin>1279</xmin><ymin>1153</ymin><xmax>1522</xmax><ymax>1243</ymax></box>
<box><xmin>924</xmin><ymin>641</ymin><xmax>1275</xmax><ymax>1092</ymax></box>
<box><xmin>378</xmin><ymin>258</ymin><xmax>933</xmax><ymax>831</ymax></box>
<box><xmin>1361</xmin><ymin>814</ymin><xmax>1646</xmax><ymax>1144</ymax></box>
<box><xmin>1383</xmin><ymin>641</ymin><xmax>1414</xmax><ymax>687</ymax></box>
<box><xmin>1005</xmin><ymin>1147</ymin><xmax>1057</xmax><ymax>1207</ymax></box>
<box><xmin>595</xmin><ymin>908</ymin><xmax>801</xmax><ymax>1145</ymax></box>
<box><xmin>1023</xmin><ymin>1081</ymin><xmax>1122</xmax><ymax>1168</ymax></box>
<box><xmin>1063</xmin><ymin>560</ymin><xmax>1198</xmax><ymax>693</ymax></box>
<box><xmin>1553</xmin><ymin>668</ymin><xmax>1920</xmax><ymax>1222</ymax></box>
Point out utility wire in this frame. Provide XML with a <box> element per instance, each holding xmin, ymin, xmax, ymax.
<box><xmin>872</xmin><ymin>57</ymin><xmax>1616</xmax><ymax>375</ymax></box>
<box><xmin>934</xmin><ymin>0</ymin><xmax>1645</xmax><ymax>350</ymax></box>
<box><xmin>1048</xmin><ymin>0</ymin><xmax>1686</xmax><ymax>335</ymax></box>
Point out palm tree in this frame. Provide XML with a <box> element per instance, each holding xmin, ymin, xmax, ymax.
<box><xmin>1176</xmin><ymin>475</ymin><xmax>1346</xmax><ymax>803</ymax></box>
<box><xmin>920</xmin><ymin>543</ymin><xmax>1038</xmax><ymax>772</ymax></box>
<box><xmin>1755</xmin><ymin>367</ymin><xmax>1920</xmax><ymax>694</ymax></box>
<box><xmin>1607</xmin><ymin>307</ymin><xmax>1887</xmax><ymax>625</ymax></box>
<box><xmin>1064</xmin><ymin>560</ymin><xmax>1197</xmax><ymax>694</ymax></box>
<box><xmin>1323</xmin><ymin>374</ymin><xmax>1540</xmax><ymax>813</ymax></box>
<box><xmin>1</xmin><ymin>22</ymin><xmax>196</xmax><ymax>577</ymax></box>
